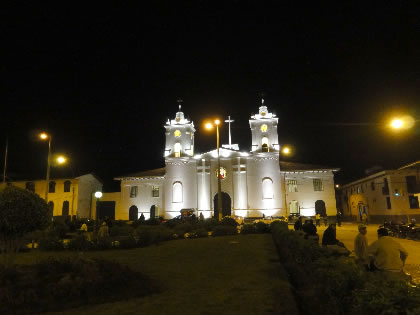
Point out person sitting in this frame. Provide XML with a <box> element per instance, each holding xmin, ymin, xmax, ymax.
<box><xmin>322</xmin><ymin>223</ymin><xmax>349</xmax><ymax>255</ymax></box>
<box><xmin>303</xmin><ymin>219</ymin><xmax>318</xmax><ymax>241</ymax></box>
<box><xmin>368</xmin><ymin>227</ymin><xmax>408</xmax><ymax>277</ymax></box>
<box><xmin>354</xmin><ymin>224</ymin><xmax>369</xmax><ymax>268</ymax></box>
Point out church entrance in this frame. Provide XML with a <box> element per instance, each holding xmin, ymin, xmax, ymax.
<box><xmin>213</xmin><ymin>192</ymin><xmax>231</xmax><ymax>218</ymax></box>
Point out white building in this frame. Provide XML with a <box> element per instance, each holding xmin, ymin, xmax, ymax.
<box><xmin>107</xmin><ymin>103</ymin><xmax>339</xmax><ymax>221</ymax></box>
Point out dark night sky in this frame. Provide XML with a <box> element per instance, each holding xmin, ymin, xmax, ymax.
<box><xmin>1</xmin><ymin>1</ymin><xmax>420</xmax><ymax>191</ymax></box>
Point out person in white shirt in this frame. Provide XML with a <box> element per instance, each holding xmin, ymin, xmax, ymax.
<box><xmin>354</xmin><ymin>224</ymin><xmax>369</xmax><ymax>268</ymax></box>
<box><xmin>368</xmin><ymin>227</ymin><xmax>408</xmax><ymax>273</ymax></box>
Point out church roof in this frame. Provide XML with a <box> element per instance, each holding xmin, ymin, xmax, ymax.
<box><xmin>114</xmin><ymin>167</ymin><xmax>166</xmax><ymax>180</ymax></box>
<box><xmin>280</xmin><ymin>161</ymin><xmax>339</xmax><ymax>172</ymax></box>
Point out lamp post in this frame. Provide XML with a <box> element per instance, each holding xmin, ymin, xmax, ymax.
<box><xmin>205</xmin><ymin>120</ymin><xmax>223</xmax><ymax>221</ymax></box>
<box><xmin>40</xmin><ymin>133</ymin><xmax>52</xmax><ymax>203</ymax></box>
<box><xmin>94</xmin><ymin>191</ymin><xmax>102</xmax><ymax>234</ymax></box>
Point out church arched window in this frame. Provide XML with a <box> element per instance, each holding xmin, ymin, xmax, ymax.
<box><xmin>262</xmin><ymin>177</ymin><xmax>273</xmax><ymax>199</ymax></box>
<box><xmin>172</xmin><ymin>181</ymin><xmax>183</xmax><ymax>203</ymax></box>
<box><xmin>64</xmin><ymin>180</ymin><xmax>71</xmax><ymax>192</ymax></box>
<box><xmin>174</xmin><ymin>143</ymin><xmax>182</xmax><ymax>157</ymax></box>
<box><xmin>62</xmin><ymin>201</ymin><xmax>69</xmax><ymax>216</ymax></box>
<box><xmin>262</xmin><ymin>137</ymin><xmax>269</xmax><ymax>152</ymax></box>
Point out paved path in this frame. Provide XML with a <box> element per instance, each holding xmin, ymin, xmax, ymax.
<box><xmin>297</xmin><ymin>222</ymin><xmax>420</xmax><ymax>283</ymax></box>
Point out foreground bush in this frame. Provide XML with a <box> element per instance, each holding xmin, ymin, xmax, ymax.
<box><xmin>0</xmin><ymin>257</ymin><xmax>158</xmax><ymax>314</ymax></box>
<box><xmin>271</xmin><ymin>223</ymin><xmax>420</xmax><ymax>315</ymax></box>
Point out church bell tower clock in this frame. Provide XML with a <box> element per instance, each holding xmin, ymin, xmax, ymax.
<box><xmin>249</xmin><ymin>101</ymin><xmax>280</xmax><ymax>153</ymax></box>
<box><xmin>164</xmin><ymin>102</ymin><xmax>195</xmax><ymax>158</ymax></box>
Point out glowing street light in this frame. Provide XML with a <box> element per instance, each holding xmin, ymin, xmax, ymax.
<box><xmin>389</xmin><ymin>115</ymin><xmax>416</xmax><ymax>131</ymax></box>
<box><xmin>40</xmin><ymin>133</ymin><xmax>52</xmax><ymax>203</ymax></box>
<box><xmin>205</xmin><ymin>119</ymin><xmax>223</xmax><ymax>221</ymax></box>
<box><xmin>94</xmin><ymin>191</ymin><xmax>103</xmax><ymax>234</ymax></box>
<box><xmin>390</xmin><ymin>119</ymin><xmax>404</xmax><ymax>129</ymax></box>
<box><xmin>282</xmin><ymin>147</ymin><xmax>291</xmax><ymax>155</ymax></box>
<box><xmin>56</xmin><ymin>156</ymin><xmax>67</xmax><ymax>165</ymax></box>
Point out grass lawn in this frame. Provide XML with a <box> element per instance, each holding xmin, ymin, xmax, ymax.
<box><xmin>15</xmin><ymin>234</ymin><xmax>298</xmax><ymax>314</ymax></box>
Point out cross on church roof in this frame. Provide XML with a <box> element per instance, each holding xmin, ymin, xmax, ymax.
<box><xmin>177</xmin><ymin>98</ymin><xmax>183</xmax><ymax>111</ymax></box>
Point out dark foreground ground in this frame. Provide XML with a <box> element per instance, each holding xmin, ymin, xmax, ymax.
<box><xmin>16</xmin><ymin>234</ymin><xmax>298</xmax><ymax>315</ymax></box>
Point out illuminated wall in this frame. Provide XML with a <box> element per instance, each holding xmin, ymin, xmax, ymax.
<box><xmin>284</xmin><ymin>171</ymin><xmax>337</xmax><ymax>217</ymax></box>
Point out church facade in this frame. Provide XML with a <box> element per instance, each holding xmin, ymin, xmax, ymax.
<box><xmin>109</xmin><ymin>104</ymin><xmax>338</xmax><ymax>220</ymax></box>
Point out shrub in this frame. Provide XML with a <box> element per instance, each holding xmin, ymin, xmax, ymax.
<box><xmin>96</xmin><ymin>237</ymin><xmax>113</xmax><ymax>250</ymax></box>
<box><xmin>212</xmin><ymin>225</ymin><xmax>237</xmax><ymax>237</ymax></box>
<box><xmin>67</xmin><ymin>235</ymin><xmax>96</xmax><ymax>251</ymax></box>
<box><xmin>38</xmin><ymin>237</ymin><xmax>65</xmax><ymax>251</ymax></box>
<box><xmin>220</xmin><ymin>217</ymin><xmax>238</xmax><ymax>227</ymax></box>
<box><xmin>240</xmin><ymin>224</ymin><xmax>257</xmax><ymax>234</ymax></box>
<box><xmin>255</xmin><ymin>222</ymin><xmax>270</xmax><ymax>233</ymax></box>
<box><xmin>0</xmin><ymin>257</ymin><xmax>158</xmax><ymax>314</ymax></box>
<box><xmin>173</xmin><ymin>223</ymin><xmax>193</xmax><ymax>237</ymax></box>
<box><xmin>110</xmin><ymin>225</ymin><xmax>134</xmax><ymax>237</ymax></box>
<box><xmin>116</xmin><ymin>236</ymin><xmax>137</xmax><ymax>249</ymax></box>
<box><xmin>197</xmin><ymin>218</ymin><xmax>219</xmax><ymax>231</ymax></box>
<box><xmin>145</xmin><ymin>218</ymin><xmax>161</xmax><ymax>225</ymax></box>
<box><xmin>136</xmin><ymin>226</ymin><xmax>173</xmax><ymax>247</ymax></box>
<box><xmin>46</xmin><ymin>221</ymin><xmax>70</xmax><ymax>239</ymax></box>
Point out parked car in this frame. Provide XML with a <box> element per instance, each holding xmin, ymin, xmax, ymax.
<box><xmin>225</xmin><ymin>215</ymin><xmax>244</xmax><ymax>225</ymax></box>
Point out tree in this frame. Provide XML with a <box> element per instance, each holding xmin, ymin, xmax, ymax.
<box><xmin>0</xmin><ymin>186</ymin><xmax>51</xmax><ymax>266</ymax></box>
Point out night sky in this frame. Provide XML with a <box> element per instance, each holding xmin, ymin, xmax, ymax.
<box><xmin>2</xmin><ymin>2</ymin><xmax>420</xmax><ymax>191</ymax></box>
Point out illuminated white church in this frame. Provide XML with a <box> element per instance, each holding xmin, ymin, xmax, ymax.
<box><xmin>106</xmin><ymin>103</ymin><xmax>338</xmax><ymax>220</ymax></box>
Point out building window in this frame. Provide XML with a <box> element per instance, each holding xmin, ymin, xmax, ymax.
<box><xmin>152</xmin><ymin>186</ymin><xmax>159</xmax><ymax>197</ymax></box>
<box><xmin>62</xmin><ymin>201</ymin><xmax>69</xmax><ymax>216</ymax></box>
<box><xmin>261</xmin><ymin>137</ymin><xmax>269</xmax><ymax>152</ymax></box>
<box><xmin>406</xmin><ymin>176</ymin><xmax>419</xmax><ymax>194</ymax></box>
<box><xmin>371</xmin><ymin>181</ymin><xmax>375</xmax><ymax>191</ymax></box>
<box><xmin>49</xmin><ymin>181</ymin><xmax>56</xmax><ymax>193</ymax></box>
<box><xmin>262</xmin><ymin>178</ymin><xmax>273</xmax><ymax>199</ymax></box>
<box><xmin>409</xmin><ymin>195</ymin><xmax>419</xmax><ymax>209</ymax></box>
<box><xmin>386</xmin><ymin>197</ymin><xmax>391</xmax><ymax>209</ymax></box>
<box><xmin>172</xmin><ymin>181</ymin><xmax>183</xmax><ymax>203</ymax></box>
<box><xmin>129</xmin><ymin>205</ymin><xmax>138</xmax><ymax>221</ymax></box>
<box><xmin>64</xmin><ymin>180</ymin><xmax>71</xmax><ymax>192</ymax></box>
<box><xmin>382</xmin><ymin>178</ymin><xmax>389</xmax><ymax>195</ymax></box>
<box><xmin>287</xmin><ymin>180</ymin><xmax>298</xmax><ymax>192</ymax></box>
<box><xmin>25</xmin><ymin>182</ymin><xmax>35</xmax><ymax>193</ymax></box>
<box><xmin>174</xmin><ymin>142</ymin><xmax>182</xmax><ymax>157</ymax></box>
<box><xmin>130</xmin><ymin>186</ymin><xmax>138</xmax><ymax>198</ymax></box>
<box><xmin>313</xmin><ymin>179</ymin><xmax>323</xmax><ymax>191</ymax></box>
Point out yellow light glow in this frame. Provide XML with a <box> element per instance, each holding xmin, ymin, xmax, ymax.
<box><xmin>335</xmin><ymin>184</ymin><xmax>340</xmax><ymax>188</ymax></box>
<box><xmin>391</xmin><ymin>119</ymin><xmax>403</xmax><ymax>129</ymax></box>
<box><xmin>174</xmin><ymin>130</ymin><xmax>181</xmax><ymax>137</ymax></box>
<box><xmin>260</xmin><ymin>124</ymin><xmax>268</xmax><ymax>132</ymax></box>
<box><xmin>205</xmin><ymin>122</ymin><xmax>213</xmax><ymax>130</ymax></box>
<box><xmin>56</xmin><ymin>156</ymin><xmax>66</xmax><ymax>164</ymax></box>
<box><xmin>389</xmin><ymin>115</ymin><xmax>415</xmax><ymax>130</ymax></box>
<box><xmin>282</xmin><ymin>147</ymin><xmax>290</xmax><ymax>154</ymax></box>
<box><xmin>40</xmin><ymin>133</ymin><xmax>48</xmax><ymax>140</ymax></box>
<box><xmin>214</xmin><ymin>119</ymin><xmax>220</xmax><ymax>125</ymax></box>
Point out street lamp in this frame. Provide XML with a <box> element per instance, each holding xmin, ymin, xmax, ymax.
<box><xmin>205</xmin><ymin>119</ymin><xmax>223</xmax><ymax>221</ymax></box>
<box><xmin>94</xmin><ymin>191</ymin><xmax>102</xmax><ymax>234</ymax></box>
<box><xmin>40</xmin><ymin>133</ymin><xmax>52</xmax><ymax>203</ymax></box>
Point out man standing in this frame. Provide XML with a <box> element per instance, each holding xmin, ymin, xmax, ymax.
<box><xmin>368</xmin><ymin>228</ymin><xmax>408</xmax><ymax>276</ymax></box>
<box><xmin>294</xmin><ymin>216</ymin><xmax>303</xmax><ymax>231</ymax></box>
<box><xmin>354</xmin><ymin>224</ymin><xmax>369</xmax><ymax>268</ymax></box>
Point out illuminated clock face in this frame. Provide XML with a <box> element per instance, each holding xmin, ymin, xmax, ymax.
<box><xmin>174</xmin><ymin>130</ymin><xmax>181</xmax><ymax>137</ymax></box>
<box><xmin>260</xmin><ymin>124</ymin><xmax>268</xmax><ymax>132</ymax></box>
<box><xmin>216</xmin><ymin>167</ymin><xmax>227</xmax><ymax>180</ymax></box>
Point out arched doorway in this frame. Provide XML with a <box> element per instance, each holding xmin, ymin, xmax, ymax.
<box><xmin>150</xmin><ymin>205</ymin><xmax>157</xmax><ymax>218</ymax></box>
<box><xmin>213</xmin><ymin>192</ymin><xmax>231</xmax><ymax>218</ymax></box>
<box><xmin>129</xmin><ymin>205</ymin><xmax>138</xmax><ymax>221</ymax></box>
<box><xmin>315</xmin><ymin>200</ymin><xmax>326</xmax><ymax>216</ymax></box>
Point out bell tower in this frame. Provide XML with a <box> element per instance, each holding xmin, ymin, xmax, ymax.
<box><xmin>164</xmin><ymin>101</ymin><xmax>195</xmax><ymax>158</ymax></box>
<box><xmin>249</xmin><ymin>101</ymin><xmax>280</xmax><ymax>153</ymax></box>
